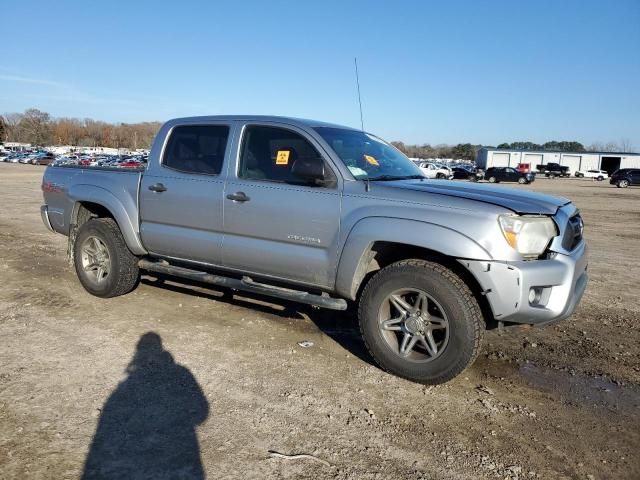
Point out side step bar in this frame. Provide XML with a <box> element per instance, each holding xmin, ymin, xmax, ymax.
<box><xmin>138</xmin><ymin>259</ymin><xmax>348</xmax><ymax>311</ymax></box>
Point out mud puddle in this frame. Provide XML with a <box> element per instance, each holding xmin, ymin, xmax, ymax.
<box><xmin>519</xmin><ymin>361</ymin><xmax>640</xmax><ymax>415</ymax></box>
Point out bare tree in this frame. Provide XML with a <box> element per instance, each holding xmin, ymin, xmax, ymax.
<box><xmin>18</xmin><ymin>109</ymin><xmax>52</xmax><ymax>146</ymax></box>
<box><xmin>619</xmin><ymin>138</ymin><xmax>634</xmax><ymax>153</ymax></box>
<box><xmin>604</xmin><ymin>141</ymin><xmax>621</xmax><ymax>152</ymax></box>
<box><xmin>3</xmin><ymin>112</ymin><xmax>24</xmax><ymax>142</ymax></box>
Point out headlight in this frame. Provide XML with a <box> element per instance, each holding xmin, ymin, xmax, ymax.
<box><xmin>498</xmin><ymin>215</ymin><xmax>557</xmax><ymax>258</ymax></box>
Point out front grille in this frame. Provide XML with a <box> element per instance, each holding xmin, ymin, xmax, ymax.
<box><xmin>562</xmin><ymin>214</ymin><xmax>584</xmax><ymax>251</ymax></box>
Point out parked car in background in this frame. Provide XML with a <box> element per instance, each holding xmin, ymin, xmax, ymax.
<box><xmin>575</xmin><ymin>169</ymin><xmax>608</xmax><ymax>181</ymax></box>
<box><xmin>35</xmin><ymin>153</ymin><xmax>56</xmax><ymax>166</ymax></box>
<box><xmin>485</xmin><ymin>167</ymin><xmax>535</xmax><ymax>184</ymax></box>
<box><xmin>451</xmin><ymin>166</ymin><xmax>484</xmax><ymax>181</ymax></box>
<box><xmin>516</xmin><ymin>163</ymin><xmax>531</xmax><ymax>173</ymax></box>
<box><xmin>416</xmin><ymin>162</ymin><xmax>453</xmax><ymax>179</ymax></box>
<box><xmin>537</xmin><ymin>163</ymin><xmax>570</xmax><ymax>178</ymax></box>
<box><xmin>610</xmin><ymin>169</ymin><xmax>640</xmax><ymax>188</ymax></box>
<box><xmin>451</xmin><ymin>167</ymin><xmax>472</xmax><ymax>179</ymax></box>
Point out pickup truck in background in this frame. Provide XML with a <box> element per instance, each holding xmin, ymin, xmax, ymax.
<box><xmin>41</xmin><ymin>116</ymin><xmax>589</xmax><ymax>384</ymax></box>
<box><xmin>537</xmin><ymin>162</ymin><xmax>571</xmax><ymax>178</ymax></box>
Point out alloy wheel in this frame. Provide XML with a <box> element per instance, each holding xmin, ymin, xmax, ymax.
<box><xmin>80</xmin><ymin>236</ymin><xmax>111</xmax><ymax>285</ymax></box>
<box><xmin>378</xmin><ymin>288</ymin><xmax>450</xmax><ymax>363</ymax></box>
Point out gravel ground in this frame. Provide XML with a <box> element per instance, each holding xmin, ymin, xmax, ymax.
<box><xmin>0</xmin><ymin>163</ymin><xmax>638</xmax><ymax>479</ymax></box>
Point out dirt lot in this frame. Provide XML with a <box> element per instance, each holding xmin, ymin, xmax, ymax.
<box><xmin>1</xmin><ymin>162</ymin><xmax>639</xmax><ymax>479</ymax></box>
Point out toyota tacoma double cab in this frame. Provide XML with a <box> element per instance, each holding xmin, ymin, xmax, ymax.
<box><xmin>41</xmin><ymin>116</ymin><xmax>588</xmax><ymax>384</ymax></box>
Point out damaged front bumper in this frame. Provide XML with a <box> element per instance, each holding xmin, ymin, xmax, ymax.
<box><xmin>461</xmin><ymin>241</ymin><xmax>588</xmax><ymax>326</ymax></box>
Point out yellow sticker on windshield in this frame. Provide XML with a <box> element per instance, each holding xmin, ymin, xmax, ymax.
<box><xmin>364</xmin><ymin>154</ymin><xmax>379</xmax><ymax>166</ymax></box>
<box><xmin>276</xmin><ymin>150</ymin><xmax>290</xmax><ymax>165</ymax></box>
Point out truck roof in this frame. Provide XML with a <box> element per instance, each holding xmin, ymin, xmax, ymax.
<box><xmin>165</xmin><ymin>115</ymin><xmax>359</xmax><ymax>131</ymax></box>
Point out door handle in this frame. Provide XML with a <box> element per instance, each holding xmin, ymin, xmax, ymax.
<box><xmin>148</xmin><ymin>183</ymin><xmax>167</xmax><ymax>193</ymax></box>
<box><xmin>226</xmin><ymin>191</ymin><xmax>250</xmax><ymax>202</ymax></box>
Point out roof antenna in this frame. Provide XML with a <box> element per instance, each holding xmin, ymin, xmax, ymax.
<box><xmin>354</xmin><ymin>57</ymin><xmax>370</xmax><ymax>192</ymax></box>
<box><xmin>354</xmin><ymin>57</ymin><xmax>364</xmax><ymax>131</ymax></box>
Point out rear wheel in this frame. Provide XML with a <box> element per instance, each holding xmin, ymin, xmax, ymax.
<box><xmin>358</xmin><ymin>259</ymin><xmax>484</xmax><ymax>384</ymax></box>
<box><xmin>617</xmin><ymin>179</ymin><xmax>629</xmax><ymax>188</ymax></box>
<box><xmin>488</xmin><ymin>176</ymin><xmax>497</xmax><ymax>183</ymax></box>
<box><xmin>73</xmin><ymin>218</ymin><xmax>139</xmax><ymax>298</ymax></box>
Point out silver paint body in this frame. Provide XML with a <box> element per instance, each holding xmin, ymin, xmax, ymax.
<box><xmin>41</xmin><ymin>115</ymin><xmax>588</xmax><ymax>325</ymax></box>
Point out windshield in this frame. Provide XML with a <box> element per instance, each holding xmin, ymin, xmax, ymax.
<box><xmin>314</xmin><ymin>127</ymin><xmax>424</xmax><ymax>180</ymax></box>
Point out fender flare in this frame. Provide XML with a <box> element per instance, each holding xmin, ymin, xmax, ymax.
<box><xmin>68</xmin><ymin>184</ymin><xmax>147</xmax><ymax>255</ymax></box>
<box><xmin>334</xmin><ymin>216</ymin><xmax>492</xmax><ymax>299</ymax></box>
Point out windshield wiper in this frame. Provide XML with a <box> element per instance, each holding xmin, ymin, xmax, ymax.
<box><xmin>366</xmin><ymin>174</ymin><xmax>424</xmax><ymax>181</ymax></box>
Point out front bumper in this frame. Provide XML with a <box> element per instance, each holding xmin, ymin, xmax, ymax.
<box><xmin>461</xmin><ymin>241</ymin><xmax>588</xmax><ymax>325</ymax></box>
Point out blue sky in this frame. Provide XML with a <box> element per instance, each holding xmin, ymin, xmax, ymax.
<box><xmin>2</xmin><ymin>0</ymin><xmax>639</xmax><ymax>147</ymax></box>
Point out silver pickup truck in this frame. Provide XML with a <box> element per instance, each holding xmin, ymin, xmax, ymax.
<box><xmin>41</xmin><ymin>115</ymin><xmax>588</xmax><ymax>384</ymax></box>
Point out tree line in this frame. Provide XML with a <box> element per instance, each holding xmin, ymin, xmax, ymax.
<box><xmin>1</xmin><ymin>107</ymin><xmax>634</xmax><ymax>156</ymax></box>
<box><xmin>497</xmin><ymin>140</ymin><xmax>634</xmax><ymax>152</ymax></box>
<box><xmin>390</xmin><ymin>142</ymin><xmax>482</xmax><ymax>161</ymax></box>
<box><xmin>0</xmin><ymin>108</ymin><xmax>161</xmax><ymax>150</ymax></box>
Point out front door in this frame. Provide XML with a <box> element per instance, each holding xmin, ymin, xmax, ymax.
<box><xmin>139</xmin><ymin>123</ymin><xmax>231</xmax><ymax>265</ymax></box>
<box><xmin>505</xmin><ymin>167</ymin><xmax>518</xmax><ymax>181</ymax></box>
<box><xmin>222</xmin><ymin>124</ymin><xmax>341</xmax><ymax>288</ymax></box>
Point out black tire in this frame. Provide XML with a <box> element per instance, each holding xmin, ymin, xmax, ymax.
<box><xmin>617</xmin><ymin>179</ymin><xmax>629</xmax><ymax>188</ymax></box>
<box><xmin>597</xmin><ymin>176</ymin><xmax>603</xmax><ymax>181</ymax></box>
<box><xmin>518</xmin><ymin>177</ymin><xmax>527</xmax><ymax>184</ymax></box>
<box><xmin>358</xmin><ymin>259</ymin><xmax>484</xmax><ymax>384</ymax></box>
<box><xmin>488</xmin><ymin>176</ymin><xmax>497</xmax><ymax>183</ymax></box>
<box><xmin>73</xmin><ymin>218</ymin><xmax>139</xmax><ymax>298</ymax></box>
<box><xmin>436</xmin><ymin>173</ymin><xmax>445</xmax><ymax>179</ymax></box>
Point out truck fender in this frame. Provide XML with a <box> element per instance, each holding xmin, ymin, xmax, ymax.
<box><xmin>334</xmin><ymin>217</ymin><xmax>492</xmax><ymax>300</ymax></box>
<box><xmin>68</xmin><ymin>184</ymin><xmax>147</xmax><ymax>255</ymax></box>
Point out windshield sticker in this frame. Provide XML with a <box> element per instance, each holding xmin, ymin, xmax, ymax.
<box><xmin>347</xmin><ymin>166</ymin><xmax>368</xmax><ymax>177</ymax></box>
<box><xmin>364</xmin><ymin>154</ymin><xmax>380</xmax><ymax>166</ymax></box>
<box><xmin>275</xmin><ymin>150</ymin><xmax>290</xmax><ymax>165</ymax></box>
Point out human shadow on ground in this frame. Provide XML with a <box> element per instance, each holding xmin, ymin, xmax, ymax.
<box><xmin>81</xmin><ymin>332</ymin><xmax>209</xmax><ymax>480</ymax></box>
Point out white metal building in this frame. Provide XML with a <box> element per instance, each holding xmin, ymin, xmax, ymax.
<box><xmin>477</xmin><ymin>148</ymin><xmax>640</xmax><ymax>175</ymax></box>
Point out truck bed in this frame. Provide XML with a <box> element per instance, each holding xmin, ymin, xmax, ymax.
<box><xmin>42</xmin><ymin>165</ymin><xmax>143</xmax><ymax>237</ymax></box>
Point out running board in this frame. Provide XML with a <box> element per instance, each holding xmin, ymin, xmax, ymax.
<box><xmin>138</xmin><ymin>259</ymin><xmax>348</xmax><ymax>311</ymax></box>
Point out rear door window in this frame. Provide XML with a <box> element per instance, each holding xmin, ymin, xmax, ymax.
<box><xmin>162</xmin><ymin>125</ymin><xmax>229</xmax><ymax>175</ymax></box>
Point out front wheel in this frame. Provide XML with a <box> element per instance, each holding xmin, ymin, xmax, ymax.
<box><xmin>518</xmin><ymin>177</ymin><xmax>527</xmax><ymax>184</ymax></box>
<box><xmin>488</xmin><ymin>176</ymin><xmax>497</xmax><ymax>183</ymax></box>
<box><xmin>73</xmin><ymin>218</ymin><xmax>140</xmax><ymax>298</ymax></box>
<box><xmin>617</xmin><ymin>179</ymin><xmax>630</xmax><ymax>188</ymax></box>
<box><xmin>358</xmin><ymin>260</ymin><xmax>484</xmax><ymax>384</ymax></box>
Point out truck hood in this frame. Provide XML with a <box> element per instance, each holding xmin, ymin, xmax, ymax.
<box><xmin>383</xmin><ymin>179</ymin><xmax>571</xmax><ymax>215</ymax></box>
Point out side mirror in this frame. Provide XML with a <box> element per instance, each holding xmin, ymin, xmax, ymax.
<box><xmin>291</xmin><ymin>157</ymin><xmax>325</xmax><ymax>184</ymax></box>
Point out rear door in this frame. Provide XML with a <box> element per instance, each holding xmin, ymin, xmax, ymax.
<box><xmin>504</xmin><ymin>167</ymin><xmax>517</xmax><ymax>181</ymax></box>
<box><xmin>139</xmin><ymin>122</ymin><xmax>232</xmax><ymax>265</ymax></box>
<box><xmin>222</xmin><ymin>123</ymin><xmax>341</xmax><ymax>288</ymax></box>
